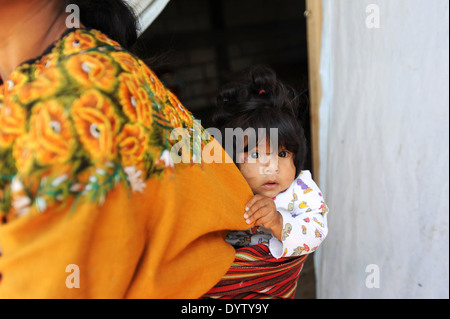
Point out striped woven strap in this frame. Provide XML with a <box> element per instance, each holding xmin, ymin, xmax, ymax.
<box><xmin>202</xmin><ymin>244</ymin><xmax>308</xmax><ymax>299</ymax></box>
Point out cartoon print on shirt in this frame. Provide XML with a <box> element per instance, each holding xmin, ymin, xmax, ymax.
<box><xmin>301</xmin><ymin>224</ymin><xmax>307</xmax><ymax>235</ymax></box>
<box><xmin>319</xmin><ymin>201</ymin><xmax>329</xmax><ymax>216</ymax></box>
<box><xmin>281</xmin><ymin>223</ymin><xmax>292</xmax><ymax>241</ymax></box>
<box><xmin>313</xmin><ymin>216</ymin><xmax>325</xmax><ymax>228</ymax></box>
<box><xmin>299</xmin><ymin>200</ymin><xmax>312</xmax><ymax>212</ymax></box>
<box><xmin>236</xmin><ymin>236</ymin><xmax>251</xmax><ymax>246</ymax></box>
<box><xmin>293</xmin><ymin>243</ymin><xmax>310</xmax><ymax>256</ymax></box>
<box><xmin>315</xmin><ymin>228</ymin><xmax>324</xmax><ymax>239</ymax></box>
<box><xmin>250</xmin><ymin>225</ymin><xmax>266</xmax><ymax>235</ymax></box>
<box><xmin>297</xmin><ymin>178</ymin><xmax>312</xmax><ymax>194</ymax></box>
<box><xmin>287</xmin><ymin>193</ymin><xmax>298</xmax><ymax>213</ymax></box>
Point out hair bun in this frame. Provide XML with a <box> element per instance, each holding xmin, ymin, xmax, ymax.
<box><xmin>213</xmin><ymin>65</ymin><xmax>302</xmax><ymax>128</ymax></box>
<box><xmin>251</xmin><ymin>65</ymin><xmax>300</xmax><ymax>118</ymax></box>
<box><xmin>248</xmin><ymin>65</ymin><xmax>277</xmax><ymax>96</ymax></box>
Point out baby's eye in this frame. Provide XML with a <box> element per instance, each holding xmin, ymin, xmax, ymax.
<box><xmin>279</xmin><ymin>150</ymin><xmax>289</xmax><ymax>158</ymax></box>
<box><xmin>249</xmin><ymin>152</ymin><xmax>260</xmax><ymax>159</ymax></box>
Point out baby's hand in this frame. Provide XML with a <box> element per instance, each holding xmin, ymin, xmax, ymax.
<box><xmin>244</xmin><ymin>194</ymin><xmax>283</xmax><ymax>241</ymax></box>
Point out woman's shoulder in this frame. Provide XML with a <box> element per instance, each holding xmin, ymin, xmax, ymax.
<box><xmin>0</xmin><ymin>28</ymin><xmax>207</xmax><ymax>219</ymax></box>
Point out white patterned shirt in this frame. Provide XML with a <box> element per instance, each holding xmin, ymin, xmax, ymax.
<box><xmin>226</xmin><ymin>170</ymin><xmax>329</xmax><ymax>258</ymax></box>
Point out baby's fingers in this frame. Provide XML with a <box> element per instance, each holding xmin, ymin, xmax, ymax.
<box><xmin>244</xmin><ymin>194</ymin><xmax>265</xmax><ymax>212</ymax></box>
<box><xmin>244</xmin><ymin>204</ymin><xmax>271</xmax><ymax>225</ymax></box>
<box><xmin>244</xmin><ymin>197</ymin><xmax>267</xmax><ymax>221</ymax></box>
<box><xmin>252</xmin><ymin>212</ymin><xmax>273</xmax><ymax>227</ymax></box>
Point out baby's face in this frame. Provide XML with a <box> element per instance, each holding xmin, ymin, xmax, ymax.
<box><xmin>238</xmin><ymin>138</ymin><xmax>296</xmax><ymax>198</ymax></box>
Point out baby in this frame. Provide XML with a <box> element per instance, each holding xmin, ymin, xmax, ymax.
<box><xmin>213</xmin><ymin>65</ymin><xmax>329</xmax><ymax>258</ymax></box>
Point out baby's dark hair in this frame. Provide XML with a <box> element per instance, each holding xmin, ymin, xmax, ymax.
<box><xmin>212</xmin><ymin>65</ymin><xmax>308</xmax><ymax>177</ymax></box>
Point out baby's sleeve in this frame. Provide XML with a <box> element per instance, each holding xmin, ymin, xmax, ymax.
<box><xmin>269</xmin><ymin>171</ymin><xmax>329</xmax><ymax>258</ymax></box>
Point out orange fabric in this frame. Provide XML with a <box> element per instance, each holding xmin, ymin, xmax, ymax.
<box><xmin>0</xmin><ymin>28</ymin><xmax>253</xmax><ymax>298</ymax></box>
<box><xmin>0</xmin><ymin>139</ymin><xmax>252</xmax><ymax>298</ymax></box>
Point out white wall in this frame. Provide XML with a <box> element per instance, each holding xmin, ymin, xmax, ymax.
<box><xmin>127</xmin><ymin>0</ymin><xmax>170</xmax><ymax>34</ymax></box>
<box><xmin>315</xmin><ymin>0</ymin><xmax>449</xmax><ymax>298</ymax></box>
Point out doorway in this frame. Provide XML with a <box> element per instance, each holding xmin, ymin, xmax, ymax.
<box><xmin>135</xmin><ymin>0</ymin><xmax>316</xmax><ymax>298</ymax></box>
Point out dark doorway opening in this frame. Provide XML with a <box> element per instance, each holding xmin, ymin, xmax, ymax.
<box><xmin>136</xmin><ymin>0</ymin><xmax>315</xmax><ymax>299</ymax></box>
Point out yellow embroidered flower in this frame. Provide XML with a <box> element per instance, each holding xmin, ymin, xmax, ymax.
<box><xmin>110</xmin><ymin>51</ymin><xmax>140</xmax><ymax>73</ymax></box>
<box><xmin>12</xmin><ymin>134</ymin><xmax>35</xmax><ymax>174</ymax></box>
<box><xmin>6</xmin><ymin>71</ymin><xmax>28</xmax><ymax>93</ymax></box>
<box><xmin>118</xmin><ymin>73</ymin><xmax>153</xmax><ymax>127</ymax></box>
<box><xmin>154</xmin><ymin>91</ymin><xmax>192</xmax><ymax>129</ymax></box>
<box><xmin>34</xmin><ymin>53</ymin><xmax>59</xmax><ymax>77</ymax></box>
<box><xmin>141</xmin><ymin>63</ymin><xmax>167</xmax><ymax>101</ymax></box>
<box><xmin>71</xmin><ymin>90</ymin><xmax>121</xmax><ymax>162</ymax></box>
<box><xmin>0</xmin><ymin>100</ymin><xmax>27</xmax><ymax>148</ymax></box>
<box><xmin>92</xmin><ymin>30</ymin><xmax>120</xmax><ymax>47</ymax></box>
<box><xmin>29</xmin><ymin>100</ymin><xmax>77</xmax><ymax>166</ymax></box>
<box><xmin>167</xmin><ymin>91</ymin><xmax>193</xmax><ymax>126</ymax></box>
<box><xmin>162</xmin><ymin>104</ymin><xmax>182</xmax><ymax>128</ymax></box>
<box><xmin>65</xmin><ymin>52</ymin><xmax>117</xmax><ymax>92</ymax></box>
<box><xmin>62</xmin><ymin>31</ymin><xmax>97</xmax><ymax>55</ymax></box>
<box><xmin>117</xmin><ymin>123</ymin><xmax>149</xmax><ymax>167</ymax></box>
<box><xmin>20</xmin><ymin>67</ymin><xmax>62</xmax><ymax>104</ymax></box>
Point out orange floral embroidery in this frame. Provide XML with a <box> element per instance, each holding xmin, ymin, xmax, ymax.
<box><xmin>71</xmin><ymin>90</ymin><xmax>121</xmax><ymax>162</ymax></box>
<box><xmin>1</xmin><ymin>71</ymin><xmax>28</xmax><ymax>96</ymax></box>
<box><xmin>12</xmin><ymin>134</ymin><xmax>35</xmax><ymax>174</ymax></box>
<box><xmin>0</xmin><ymin>100</ymin><xmax>26</xmax><ymax>148</ymax></box>
<box><xmin>163</xmin><ymin>104</ymin><xmax>182</xmax><ymax>128</ymax></box>
<box><xmin>29</xmin><ymin>100</ymin><xmax>77</xmax><ymax>166</ymax></box>
<box><xmin>110</xmin><ymin>51</ymin><xmax>140</xmax><ymax>73</ymax></box>
<box><xmin>1</xmin><ymin>28</ymin><xmax>206</xmax><ymax>217</ymax></box>
<box><xmin>167</xmin><ymin>91</ymin><xmax>193</xmax><ymax>126</ymax></box>
<box><xmin>62</xmin><ymin>31</ymin><xmax>96</xmax><ymax>55</ymax></box>
<box><xmin>9</xmin><ymin>71</ymin><xmax>28</xmax><ymax>89</ymax></box>
<box><xmin>93</xmin><ymin>30</ymin><xmax>120</xmax><ymax>47</ymax></box>
<box><xmin>141</xmin><ymin>63</ymin><xmax>167</xmax><ymax>102</ymax></box>
<box><xmin>65</xmin><ymin>52</ymin><xmax>117</xmax><ymax>92</ymax></box>
<box><xmin>118</xmin><ymin>73</ymin><xmax>153</xmax><ymax>127</ymax></box>
<box><xmin>117</xmin><ymin>123</ymin><xmax>149</xmax><ymax>167</ymax></box>
<box><xmin>20</xmin><ymin>68</ymin><xmax>62</xmax><ymax>103</ymax></box>
<box><xmin>34</xmin><ymin>53</ymin><xmax>59</xmax><ymax>77</ymax></box>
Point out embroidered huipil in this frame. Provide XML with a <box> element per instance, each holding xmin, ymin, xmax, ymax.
<box><xmin>226</xmin><ymin>170</ymin><xmax>329</xmax><ymax>258</ymax></box>
<box><xmin>0</xmin><ymin>28</ymin><xmax>252</xmax><ymax>298</ymax></box>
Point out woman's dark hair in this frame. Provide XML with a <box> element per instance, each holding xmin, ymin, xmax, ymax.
<box><xmin>65</xmin><ymin>0</ymin><xmax>138</xmax><ymax>50</ymax></box>
<box><xmin>64</xmin><ymin>0</ymin><xmax>169</xmax><ymax>71</ymax></box>
<box><xmin>213</xmin><ymin>65</ymin><xmax>308</xmax><ymax>177</ymax></box>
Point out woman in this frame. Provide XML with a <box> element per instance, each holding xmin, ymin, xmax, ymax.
<box><xmin>0</xmin><ymin>0</ymin><xmax>252</xmax><ymax>298</ymax></box>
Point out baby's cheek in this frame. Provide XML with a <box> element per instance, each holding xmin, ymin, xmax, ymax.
<box><xmin>236</xmin><ymin>153</ymin><xmax>248</xmax><ymax>164</ymax></box>
<box><xmin>239</xmin><ymin>171</ymin><xmax>258</xmax><ymax>192</ymax></box>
